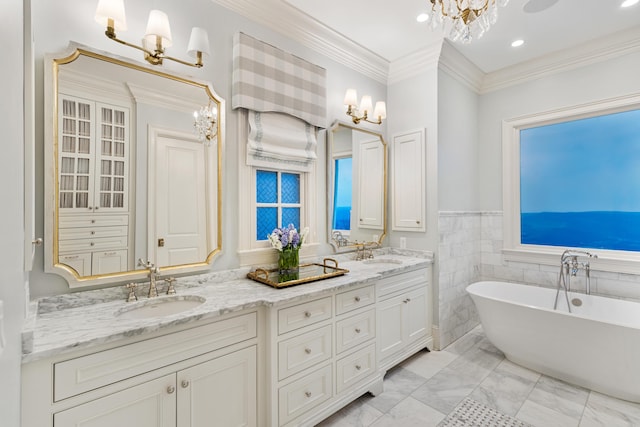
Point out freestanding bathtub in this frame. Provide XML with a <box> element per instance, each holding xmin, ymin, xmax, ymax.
<box><xmin>467</xmin><ymin>281</ymin><xmax>640</xmax><ymax>403</ymax></box>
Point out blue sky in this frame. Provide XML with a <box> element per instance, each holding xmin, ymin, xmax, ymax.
<box><xmin>334</xmin><ymin>157</ymin><xmax>352</xmax><ymax>207</ymax></box>
<box><xmin>520</xmin><ymin>108</ymin><xmax>640</xmax><ymax>213</ymax></box>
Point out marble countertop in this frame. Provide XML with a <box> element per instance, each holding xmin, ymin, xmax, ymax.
<box><xmin>22</xmin><ymin>249</ymin><xmax>432</xmax><ymax>363</ymax></box>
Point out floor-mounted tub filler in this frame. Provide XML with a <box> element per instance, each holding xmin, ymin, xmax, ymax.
<box><xmin>467</xmin><ymin>280</ymin><xmax>640</xmax><ymax>403</ymax></box>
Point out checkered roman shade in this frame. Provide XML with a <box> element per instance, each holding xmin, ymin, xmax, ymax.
<box><xmin>232</xmin><ymin>32</ymin><xmax>327</xmax><ymax>129</ymax></box>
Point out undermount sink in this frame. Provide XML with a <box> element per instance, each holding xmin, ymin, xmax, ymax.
<box><xmin>363</xmin><ymin>258</ymin><xmax>403</xmax><ymax>265</ymax></box>
<box><xmin>116</xmin><ymin>295</ymin><xmax>206</xmax><ymax>319</ymax></box>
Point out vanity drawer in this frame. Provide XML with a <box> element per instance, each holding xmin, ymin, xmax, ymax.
<box><xmin>377</xmin><ymin>269</ymin><xmax>428</xmax><ymax>298</ymax></box>
<box><xmin>278</xmin><ymin>325</ymin><xmax>332</xmax><ymax>380</ymax></box>
<box><xmin>335</xmin><ymin>285</ymin><xmax>374</xmax><ymax>315</ymax></box>
<box><xmin>336</xmin><ymin>344</ymin><xmax>376</xmax><ymax>394</ymax></box>
<box><xmin>58</xmin><ymin>235</ymin><xmax>128</xmax><ymax>253</ymax></box>
<box><xmin>278</xmin><ymin>364</ymin><xmax>332</xmax><ymax>426</ymax></box>
<box><xmin>54</xmin><ymin>312</ymin><xmax>257</xmax><ymax>402</ymax></box>
<box><xmin>336</xmin><ymin>309</ymin><xmax>375</xmax><ymax>354</ymax></box>
<box><xmin>278</xmin><ymin>297</ymin><xmax>332</xmax><ymax>335</ymax></box>
<box><xmin>59</xmin><ymin>225</ymin><xmax>128</xmax><ymax>241</ymax></box>
<box><xmin>59</xmin><ymin>214</ymin><xmax>129</xmax><ymax>228</ymax></box>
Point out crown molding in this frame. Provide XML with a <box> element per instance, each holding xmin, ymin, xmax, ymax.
<box><xmin>437</xmin><ymin>40</ymin><xmax>484</xmax><ymax>93</ymax></box>
<box><xmin>388</xmin><ymin>40</ymin><xmax>443</xmax><ymax>85</ymax></box>
<box><xmin>211</xmin><ymin>0</ymin><xmax>389</xmax><ymax>83</ymax></box>
<box><xmin>481</xmin><ymin>26</ymin><xmax>640</xmax><ymax>94</ymax></box>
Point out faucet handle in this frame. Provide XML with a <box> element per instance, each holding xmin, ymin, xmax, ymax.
<box><xmin>165</xmin><ymin>277</ymin><xmax>177</xmax><ymax>295</ymax></box>
<box><xmin>137</xmin><ymin>258</ymin><xmax>155</xmax><ymax>269</ymax></box>
<box><xmin>125</xmin><ymin>283</ymin><xmax>138</xmax><ymax>302</ymax></box>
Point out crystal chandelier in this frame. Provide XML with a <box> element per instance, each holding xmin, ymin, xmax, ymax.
<box><xmin>425</xmin><ymin>0</ymin><xmax>510</xmax><ymax>44</ymax></box>
<box><xmin>193</xmin><ymin>103</ymin><xmax>218</xmax><ymax>143</ymax></box>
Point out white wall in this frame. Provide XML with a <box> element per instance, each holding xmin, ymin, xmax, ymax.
<box><xmin>0</xmin><ymin>1</ymin><xmax>26</xmax><ymax>425</ymax></box>
<box><xmin>28</xmin><ymin>0</ymin><xmax>385</xmax><ymax>297</ymax></box>
<box><xmin>437</xmin><ymin>69</ymin><xmax>480</xmax><ymax>211</ymax></box>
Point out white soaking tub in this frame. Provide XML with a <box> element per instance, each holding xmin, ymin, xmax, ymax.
<box><xmin>467</xmin><ymin>280</ymin><xmax>640</xmax><ymax>403</ymax></box>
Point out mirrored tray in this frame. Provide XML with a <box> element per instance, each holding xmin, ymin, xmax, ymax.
<box><xmin>247</xmin><ymin>258</ymin><xmax>349</xmax><ymax>288</ymax></box>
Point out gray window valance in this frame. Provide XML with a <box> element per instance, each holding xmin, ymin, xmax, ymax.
<box><xmin>247</xmin><ymin>111</ymin><xmax>317</xmax><ymax>173</ymax></box>
<box><xmin>232</xmin><ymin>32</ymin><xmax>327</xmax><ymax>129</ymax></box>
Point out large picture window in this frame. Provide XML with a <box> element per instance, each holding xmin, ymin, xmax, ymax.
<box><xmin>520</xmin><ymin>108</ymin><xmax>640</xmax><ymax>251</ymax></box>
<box><xmin>502</xmin><ymin>94</ymin><xmax>640</xmax><ymax>272</ymax></box>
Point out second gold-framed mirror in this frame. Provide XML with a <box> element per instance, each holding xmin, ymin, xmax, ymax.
<box><xmin>327</xmin><ymin>121</ymin><xmax>387</xmax><ymax>252</ymax></box>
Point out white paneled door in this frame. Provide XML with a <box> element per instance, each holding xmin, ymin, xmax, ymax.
<box><xmin>153</xmin><ymin>131</ymin><xmax>207</xmax><ymax>267</ymax></box>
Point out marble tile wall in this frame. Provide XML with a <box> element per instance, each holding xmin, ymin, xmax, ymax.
<box><xmin>437</xmin><ymin>212</ymin><xmax>482</xmax><ymax>349</ymax></box>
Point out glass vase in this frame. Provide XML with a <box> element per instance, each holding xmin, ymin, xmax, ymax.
<box><xmin>278</xmin><ymin>247</ymin><xmax>299</xmax><ymax>282</ymax></box>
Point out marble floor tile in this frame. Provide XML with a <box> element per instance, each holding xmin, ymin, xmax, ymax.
<box><xmin>410</xmin><ymin>366</ymin><xmax>483</xmax><ymax>415</ymax></box>
<box><xmin>517</xmin><ymin>399</ymin><xmax>580</xmax><ymax>427</ymax></box>
<box><xmin>370</xmin><ymin>397</ymin><xmax>446</xmax><ymax>427</ymax></box>
<box><xmin>316</xmin><ymin>396</ymin><xmax>383</xmax><ymax>427</ymax></box>
<box><xmin>496</xmin><ymin>359</ymin><xmax>541</xmax><ymax>383</ymax></box>
<box><xmin>399</xmin><ymin>349</ymin><xmax>458</xmax><ymax>380</ymax></box>
<box><xmin>446</xmin><ymin>345</ymin><xmax>504</xmax><ymax>382</ymax></box>
<box><xmin>579</xmin><ymin>392</ymin><xmax>640</xmax><ymax>427</ymax></box>
<box><xmin>443</xmin><ymin>328</ymin><xmax>484</xmax><ymax>355</ymax></box>
<box><xmin>469</xmin><ymin>362</ymin><xmax>538</xmax><ymax>416</ymax></box>
<box><xmin>527</xmin><ymin>375</ymin><xmax>589</xmax><ymax>420</ymax></box>
<box><xmin>367</xmin><ymin>367</ymin><xmax>428</xmax><ymax>413</ymax></box>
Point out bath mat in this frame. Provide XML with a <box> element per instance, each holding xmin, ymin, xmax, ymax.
<box><xmin>438</xmin><ymin>398</ymin><xmax>531</xmax><ymax>427</ymax></box>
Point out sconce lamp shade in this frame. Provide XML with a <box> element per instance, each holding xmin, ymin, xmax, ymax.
<box><xmin>343</xmin><ymin>89</ymin><xmax>358</xmax><ymax>107</ymax></box>
<box><xmin>187</xmin><ymin>27</ymin><xmax>211</xmax><ymax>58</ymax></box>
<box><xmin>373</xmin><ymin>101</ymin><xmax>387</xmax><ymax>120</ymax></box>
<box><xmin>145</xmin><ymin>10</ymin><xmax>173</xmax><ymax>48</ymax></box>
<box><xmin>95</xmin><ymin>0</ymin><xmax>127</xmax><ymax>31</ymax></box>
<box><xmin>359</xmin><ymin>95</ymin><xmax>373</xmax><ymax>115</ymax></box>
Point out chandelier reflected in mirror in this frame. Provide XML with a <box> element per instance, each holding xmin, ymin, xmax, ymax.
<box><xmin>424</xmin><ymin>0</ymin><xmax>511</xmax><ymax>44</ymax></box>
<box><xmin>193</xmin><ymin>102</ymin><xmax>218</xmax><ymax>143</ymax></box>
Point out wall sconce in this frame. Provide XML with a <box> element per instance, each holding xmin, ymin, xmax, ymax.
<box><xmin>343</xmin><ymin>89</ymin><xmax>386</xmax><ymax>125</ymax></box>
<box><xmin>95</xmin><ymin>0</ymin><xmax>210</xmax><ymax>68</ymax></box>
<box><xmin>193</xmin><ymin>102</ymin><xmax>218</xmax><ymax>143</ymax></box>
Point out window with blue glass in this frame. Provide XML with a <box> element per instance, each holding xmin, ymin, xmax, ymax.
<box><xmin>256</xmin><ymin>170</ymin><xmax>301</xmax><ymax>240</ymax></box>
<box><xmin>520</xmin><ymin>108</ymin><xmax>640</xmax><ymax>252</ymax></box>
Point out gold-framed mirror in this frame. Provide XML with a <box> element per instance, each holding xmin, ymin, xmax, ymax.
<box><xmin>44</xmin><ymin>43</ymin><xmax>224</xmax><ymax>288</ymax></box>
<box><xmin>327</xmin><ymin>121</ymin><xmax>387</xmax><ymax>252</ymax></box>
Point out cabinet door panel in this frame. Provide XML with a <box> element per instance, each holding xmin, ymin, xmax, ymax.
<box><xmin>406</xmin><ymin>287</ymin><xmax>428</xmax><ymax>342</ymax></box>
<box><xmin>177</xmin><ymin>346</ymin><xmax>257</xmax><ymax>427</ymax></box>
<box><xmin>54</xmin><ymin>374</ymin><xmax>176</xmax><ymax>427</ymax></box>
<box><xmin>377</xmin><ymin>295</ymin><xmax>405</xmax><ymax>361</ymax></box>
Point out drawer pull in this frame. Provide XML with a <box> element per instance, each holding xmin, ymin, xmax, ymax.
<box><xmin>167</xmin><ymin>385</ymin><xmax>175</xmax><ymax>394</ymax></box>
<box><xmin>304</xmin><ymin>311</ymin><xmax>311</xmax><ymax>318</ymax></box>
<box><xmin>90</xmin><ymin>231</ymin><xmax>96</xmax><ymax>235</ymax></box>
<box><xmin>90</xmin><ymin>242</ymin><xmax>95</xmax><ymax>246</ymax></box>
<box><xmin>91</xmin><ymin>220</ymin><xmax>96</xmax><ymax>224</ymax></box>
<box><xmin>304</xmin><ymin>391</ymin><xmax>312</xmax><ymax>398</ymax></box>
<box><xmin>355</xmin><ymin>364</ymin><xmax>362</xmax><ymax>370</ymax></box>
<box><xmin>355</xmin><ymin>328</ymin><xmax>361</xmax><ymax>334</ymax></box>
<box><xmin>354</xmin><ymin>296</ymin><xmax>361</xmax><ymax>302</ymax></box>
<box><xmin>304</xmin><ymin>348</ymin><xmax>312</xmax><ymax>354</ymax></box>
<box><xmin>181</xmin><ymin>380</ymin><xmax>190</xmax><ymax>388</ymax></box>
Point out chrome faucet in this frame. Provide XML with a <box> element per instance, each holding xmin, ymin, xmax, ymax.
<box><xmin>554</xmin><ymin>249</ymin><xmax>598</xmax><ymax>312</ymax></box>
<box><xmin>138</xmin><ymin>259</ymin><xmax>160</xmax><ymax>298</ymax></box>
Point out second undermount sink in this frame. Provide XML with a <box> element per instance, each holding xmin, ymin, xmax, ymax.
<box><xmin>363</xmin><ymin>258</ymin><xmax>403</xmax><ymax>265</ymax></box>
<box><xmin>116</xmin><ymin>295</ymin><xmax>206</xmax><ymax>319</ymax></box>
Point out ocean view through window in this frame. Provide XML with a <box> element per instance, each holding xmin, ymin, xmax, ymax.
<box><xmin>520</xmin><ymin>108</ymin><xmax>640</xmax><ymax>251</ymax></box>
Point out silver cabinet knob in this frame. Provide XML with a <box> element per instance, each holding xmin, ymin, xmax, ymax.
<box><xmin>304</xmin><ymin>348</ymin><xmax>312</xmax><ymax>354</ymax></box>
<box><xmin>304</xmin><ymin>311</ymin><xmax>311</xmax><ymax>318</ymax></box>
<box><xmin>355</xmin><ymin>364</ymin><xmax>362</xmax><ymax>370</ymax></box>
<box><xmin>355</xmin><ymin>328</ymin><xmax>361</xmax><ymax>334</ymax></box>
<box><xmin>354</xmin><ymin>296</ymin><xmax>361</xmax><ymax>302</ymax></box>
<box><xmin>181</xmin><ymin>380</ymin><xmax>190</xmax><ymax>388</ymax></box>
<box><xmin>167</xmin><ymin>385</ymin><xmax>175</xmax><ymax>394</ymax></box>
<box><xmin>305</xmin><ymin>391</ymin><xmax>312</xmax><ymax>398</ymax></box>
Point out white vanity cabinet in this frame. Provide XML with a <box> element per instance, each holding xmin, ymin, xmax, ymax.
<box><xmin>22</xmin><ymin>311</ymin><xmax>258</xmax><ymax>427</ymax></box>
<box><xmin>377</xmin><ymin>268</ymin><xmax>431</xmax><ymax>372</ymax></box>
<box><xmin>266</xmin><ymin>284</ymin><xmax>382</xmax><ymax>426</ymax></box>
